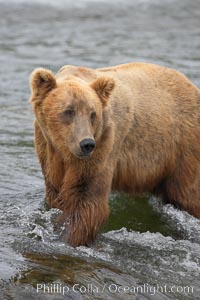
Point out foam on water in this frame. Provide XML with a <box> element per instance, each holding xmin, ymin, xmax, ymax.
<box><xmin>149</xmin><ymin>197</ymin><xmax>200</xmax><ymax>242</ymax></box>
<box><xmin>24</xmin><ymin>200</ymin><xmax>200</xmax><ymax>299</ymax></box>
<box><xmin>3</xmin><ymin>191</ymin><xmax>200</xmax><ymax>299</ymax></box>
<box><xmin>18</xmin><ymin>198</ymin><xmax>200</xmax><ymax>265</ymax></box>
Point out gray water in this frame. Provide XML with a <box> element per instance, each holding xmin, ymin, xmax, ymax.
<box><xmin>0</xmin><ymin>0</ymin><xmax>200</xmax><ymax>299</ymax></box>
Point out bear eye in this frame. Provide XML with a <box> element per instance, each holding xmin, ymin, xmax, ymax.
<box><xmin>60</xmin><ymin>109</ymin><xmax>75</xmax><ymax>124</ymax></box>
<box><xmin>64</xmin><ymin>109</ymin><xmax>75</xmax><ymax>118</ymax></box>
<box><xmin>90</xmin><ymin>111</ymin><xmax>96</xmax><ymax>123</ymax></box>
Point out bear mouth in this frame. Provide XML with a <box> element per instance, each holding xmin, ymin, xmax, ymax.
<box><xmin>77</xmin><ymin>153</ymin><xmax>91</xmax><ymax>159</ymax></box>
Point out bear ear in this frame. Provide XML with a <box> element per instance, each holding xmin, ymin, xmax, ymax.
<box><xmin>29</xmin><ymin>68</ymin><xmax>56</xmax><ymax>103</ymax></box>
<box><xmin>91</xmin><ymin>76</ymin><xmax>115</xmax><ymax>107</ymax></box>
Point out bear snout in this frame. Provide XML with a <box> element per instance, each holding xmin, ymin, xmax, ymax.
<box><xmin>79</xmin><ymin>138</ymin><xmax>96</xmax><ymax>157</ymax></box>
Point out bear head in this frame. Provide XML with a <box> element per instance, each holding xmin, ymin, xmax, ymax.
<box><xmin>29</xmin><ymin>68</ymin><xmax>115</xmax><ymax>160</ymax></box>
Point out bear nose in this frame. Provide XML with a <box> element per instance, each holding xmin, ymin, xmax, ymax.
<box><xmin>80</xmin><ymin>138</ymin><xmax>96</xmax><ymax>154</ymax></box>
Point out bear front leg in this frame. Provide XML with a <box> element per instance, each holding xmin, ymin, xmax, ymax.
<box><xmin>44</xmin><ymin>180</ymin><xmax>59</xmax><ymax>208</ymax></box>
<box><xmin>34</xmin><ymin>120</ymin><xmax>64</xmax><ymax>207</ymax></box>
<box><xmin>53</xmin><ymin>168</ymin><xmax>113</xmax><ymax>247</ymax></box>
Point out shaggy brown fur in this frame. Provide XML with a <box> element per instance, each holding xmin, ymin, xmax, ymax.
<box><xmin>29</xmin><ymin>62</ymin><xmax>200</xmax><ymax>246</ymax></box>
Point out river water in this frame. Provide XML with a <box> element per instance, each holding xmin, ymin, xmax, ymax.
<box><xmin>0</xmin><ymin>0</ymin><xmax>200</xmax><ymax>299</ymax></box>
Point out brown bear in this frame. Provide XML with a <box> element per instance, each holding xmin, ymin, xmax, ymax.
<box><xmin>29</xmin><ymin>62</ymin><xmax>200</xmax><ymax>247</ymax></box>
